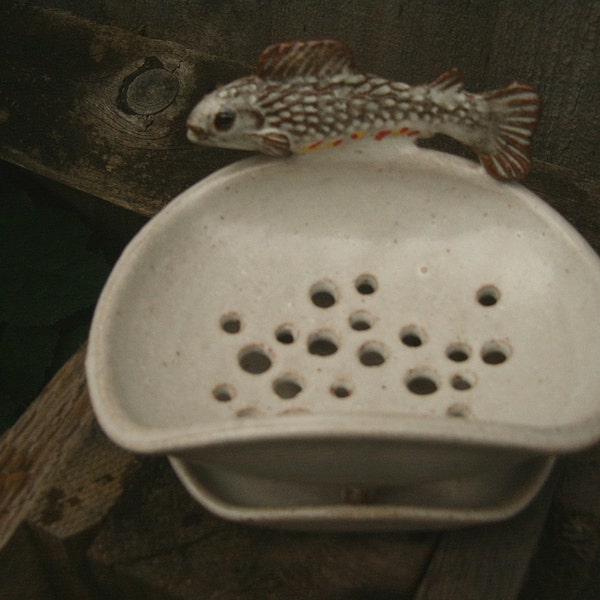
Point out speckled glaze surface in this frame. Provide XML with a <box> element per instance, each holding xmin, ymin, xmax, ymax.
<box><xmin>86</xmin><ymin>142</ymin><xmax>600</xmax><ymax>530</ymax></box>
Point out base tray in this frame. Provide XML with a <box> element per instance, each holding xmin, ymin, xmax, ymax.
<box><xmin>170</xmin><ymin>455</ymin><xmax>554</xmax><ymax>531</ymax></box>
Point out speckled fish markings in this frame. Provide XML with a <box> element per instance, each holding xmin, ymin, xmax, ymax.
<box><xmin>187</xmin><ymin>40</ymin><xmax>541</xmax><ymax>180</ymax></box>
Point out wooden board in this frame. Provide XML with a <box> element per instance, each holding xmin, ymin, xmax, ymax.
<box><xmin>87</xmin><ymin>459</ymin><xmax>437</xmax><ymax>599</ymax></box>
<box><xmin>0</xmin><ymin>345</ymin><xmax>92</xmax><ymax>548</ymax></box>
<box><xmin>0</xmin><ymin>5</ymin><xmax>248</xmax><ymax>216</ymax></box>
<box><xmin>416</xmin><ymin>475</ymin><xmax>556</xmax><ymax>600</ymax></box>
<box><xmin>519</xmin><ymin>445</ymin><xmax>600</xmax><ymax>600</ymax></box>
<box><xmin>0</xmin><ymin>340</ymin><xmax>140</xmax><ymax>599</ymax></box>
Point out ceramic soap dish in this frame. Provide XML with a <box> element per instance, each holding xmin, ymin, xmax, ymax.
<box><xmin>87</xmin><ymin>143</ymin><xmax>600</xmax><ymax>530</ymax></box>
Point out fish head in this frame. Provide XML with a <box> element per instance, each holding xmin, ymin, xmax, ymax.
<box><xmin>187</xmin><ymin>79</ymin><xmax>291</xmax><ymax>157</ymax></box>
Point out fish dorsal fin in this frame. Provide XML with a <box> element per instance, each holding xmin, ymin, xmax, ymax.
<box><xmin>257</xmin><ymin>39</ymin><xmax>356</xmax><ymax>80</ymax></box>
<box><xmin>429</xmin><ymin>67</ymin><xmax>465</xmax><ymax>93</ymax></box>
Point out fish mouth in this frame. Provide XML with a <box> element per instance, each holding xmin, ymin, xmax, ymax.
<box><xmin>186</xmin><ymin>123</ymin><xmax>210</xmax><ymax>143</ymax></box>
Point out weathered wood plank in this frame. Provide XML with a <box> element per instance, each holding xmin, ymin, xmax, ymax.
<box><xmin>25</xmin><ymin>421</ymin><xmax>140</xmax><ymax>599</ymax></box>
<box><xmin>87</xmin><ymin>458</ymin><xmax>437</xmax><ymax>599</ymax></box>
<box><xmin>0</xmin><ymin>345</ymin><xmax>92</xmax><ymax>548</ymax></box>
<box><xmin>519</xmin><ymin>444</ymin><xmax>600</xmax><ymax>600</ymax></box>
<box><xmin>415</xmin><ymin>474</ymin><xmax>556</xmax><ymax>600</ymax></box>
<box><xmin>0</xmin><ymin>5</ymin><xmax>247</xmax><ymax>216</ymax></box>
<box><xmin>0</xmin><ymin>339</ymin><xmax>140</xmax><ymax>597</ymax></box>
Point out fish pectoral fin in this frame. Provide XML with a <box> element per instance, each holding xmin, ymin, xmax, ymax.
<box><xmin>257</xmin><ymin>39</ymin><xmax>356</xmax><ymax>81</ymax></box>
<box><xmin>253</xmin><ymin>131</ymin><xmax>292</xmax><ymax>157</ymax></box>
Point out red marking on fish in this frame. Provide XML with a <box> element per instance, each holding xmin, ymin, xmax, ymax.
<box><xmin>187</xmin><ymin>39</ymin><xmax>541</xmax><ymax>180</ymax></box>
<box><xmin>374</xmin><ymin>129</ymin><xmax>392</xmax><ymax>141</ymax></box>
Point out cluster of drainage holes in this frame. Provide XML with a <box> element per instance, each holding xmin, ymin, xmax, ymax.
<box><xmin>216</xmin><ymin>282</ymin><xmax>509</xmax><ymax>400</ymax></box>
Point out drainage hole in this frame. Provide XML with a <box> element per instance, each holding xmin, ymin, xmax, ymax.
<box><xmin>451</xmin><ymin>373</ymin><xmax>475</xmax><ymax>391</ymax></box>
<box><xmin>400</xmin><ymin>325</ymin><xmax>426</xmax><ymax>347</ymax></box>
<box><xmin>355</xmin><ymin>274</ymin><xmax>378</xmax><ymax>295</ymax></box>
<box><xmin>349</xmin><ymin>311</ymin><xmax>373</xmax><ymax>331</ymax></box>
<box><xmin>481</xmin><ymin>340</ymin><xmax>511</xmax><ymax>365</ymax></box>
<box><xmin>358</xmin><ymin>342</ymin><xmax>388</xmax><ymax>367</ymax></box>
<box><xmin>238</xmin><ymin>345</ymin><xmax>273</xmax><ymax>374</ymax></box>
<box><xmin>308</xmin><ymin>331</ymin><xmax>339</xmax><ymax>356</ymax></box>
<box><xmin>220</xmin><ymin>312</ymin><xmax>242</xmax><ymax>333</ymax></box>
<box><xmin>405</xmin><ymin>370</ymin><xmax>439</xmax><ymax>395</ymax></box>
<box><xmin>446</xmin><ymin>342</ymin><xmax>471</xmax><ymax>362</ymax></box>
<box><xmin>275</xmin><ymin>324</ymin><xmax>296</xmax><ymax>344</ymax></box>
<box><xmin>273</xmin><ymin>375</ymin><xmax>303</xmax><ymax>399</ymax></box>
<box><xmin>310</xmin><ymin>280</ymin><xmax>338</xmax><ymax>308</ymax></box>
<box><xmin>330</xmin><ymin>381</ymin><xmax>353</xmax><ymax>398</ymax></box>
<box><xmin>477</xmin><ymin>285</ymin><xmax>501</xmax><ymax>307</ymax></box>
<box><xmin>212</xmin><ymin>383</ymin><xmax>235</xmax><ymax>402</ymax></box>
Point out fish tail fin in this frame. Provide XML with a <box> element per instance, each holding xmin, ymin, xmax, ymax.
<box><xmin>477</xmin><ymin>83</ymin><xmax>541</xmax><ymax>180</ymax></box>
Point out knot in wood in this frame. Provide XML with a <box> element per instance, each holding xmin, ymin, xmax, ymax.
<box><xmin>121</xmin><ymin>64</ymin><xmax>179</xmax><ymax>115</ymax></box>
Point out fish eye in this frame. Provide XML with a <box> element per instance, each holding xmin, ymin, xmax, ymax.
<box><xmin>214</xmin><ymin>109</ymin><xmax>236</xmax><ymax>132</ymax></box>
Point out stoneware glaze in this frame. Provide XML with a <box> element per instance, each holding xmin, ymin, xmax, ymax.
<box><xmin>87</xmin><ymin>139</ymin><xmax>600</xmax><ymax>530</ymax></box>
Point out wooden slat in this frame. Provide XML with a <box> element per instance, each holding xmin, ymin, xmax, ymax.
<box><xmin>25</xmin><ymin>422</ymin><xmax>140</xmax><ymax>599</ymax></box>
<box><xmin>0</xmin><ymin>342</ymin><xmax>140</xmax><ymax>597</ymax></box>
<box><xmin>415</xmin><ymin>475</ymin><xmax>556</xmax><ymax>600</ymax></box>
<box><xmin>0</xmin><ymin>5</ymin><xmax>247</xmax><ymax>217</ymax></box>
<box><xmin>87</xmin><ymin>458</ymin><xmax>438</xmax><ymax>599</ymax></box>
<box><xmin>0</xmin><ymin>345</ymin><xmax>92</xmax><ymax>548</ymax></box>
<box><xmin>519</xmin><ymin>445</ymin><xmax>600</xmax><ymax>600</ymax></box>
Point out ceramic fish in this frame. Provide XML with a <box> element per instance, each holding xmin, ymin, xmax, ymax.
<box><xmin>187</xmin><ymin>39</ymin><xmax>541</xmax><ymax>180</ymax></box>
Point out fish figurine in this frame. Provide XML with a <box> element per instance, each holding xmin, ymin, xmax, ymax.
<box><xmin>187</xmin><ymin>39</ymin><xmax>541</xmax><ymax>180</ymax></box>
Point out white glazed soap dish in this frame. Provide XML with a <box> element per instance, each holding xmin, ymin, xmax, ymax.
<box><xmin>87</xmin><ymin>143</ymin><xmax>600</xmax><ymax>531</ymax></box>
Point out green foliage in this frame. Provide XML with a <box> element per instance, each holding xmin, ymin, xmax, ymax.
<box><xmin>0</xmin><ymin>180</ymin><xmax>110</xmax><ymax>433</ymax></box>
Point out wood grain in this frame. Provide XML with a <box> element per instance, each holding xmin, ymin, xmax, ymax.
<box><xmin>0</xmin><ymin>345</ymin><xmax>92</xmax><ymax>548</ymax></box>
<box><xmin>519</xmin><ymin>445</ymin><xmax>600</xmax><ymax>600</ymax></box>
<box><xmin>24</xmin><ymin>422</ymin><xmax>140</xmax><ymax>600</ymax></box>
<box><xmin>0</xmin><ymin>5</ymin><xmax>248</xmax><ymax>217</ymax></box>
<box><xmin>87</xmin><ymin>458</ymin><xmax>437</xmax><ymax>600</ymax></box>
<box><xmin>416</xmin><ymin>475</ymin><xmax>556</xmax><ymax>600</ymax></box>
